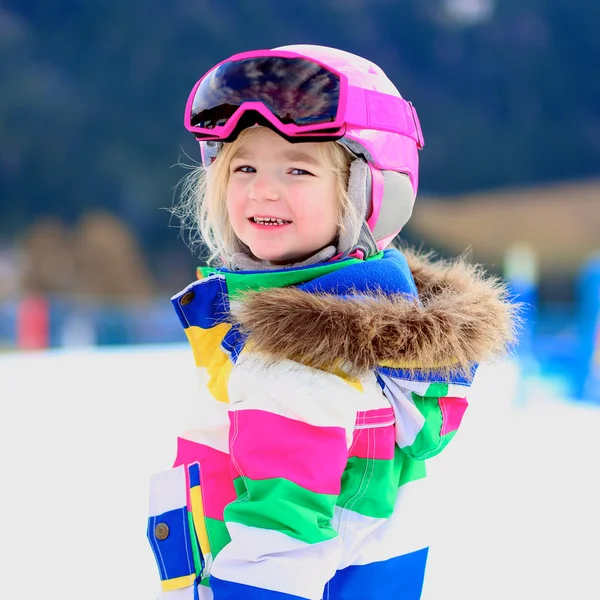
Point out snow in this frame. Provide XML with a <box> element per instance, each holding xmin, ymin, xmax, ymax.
<box><xmin>1</xmin><ymin>345</ymin><xmax>598</xmax><ymax>599</ymax></box>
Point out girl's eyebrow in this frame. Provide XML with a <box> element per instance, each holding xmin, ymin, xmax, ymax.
<box><xmin>279</xmin><ymin>149</ymin><xmax>320</xmax><ymax>166</ymax></box>
<box><xmin>231</xmin><ymin>147</ymin><xmax>320</xmax><ymax>166</ymax></box>
<box><xmin>231</xmin><ymin>148</ymin><xmax>252</xmax><ymax>161</ymax></box>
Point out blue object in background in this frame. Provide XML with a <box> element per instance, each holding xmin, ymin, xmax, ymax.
<box><xmin>503</xmin><ymin>243</ymin><xmax>538</xmax><ymax>359</ymax></box>
<box><xmin>578</xmin><ymin>255</ymin><xmax>600</xmax><ymax>403</ymax></box>
<box><xmin>503</xmin><ymin>243</ymin><xmax>540</xmax><ymax>403</ymax></box>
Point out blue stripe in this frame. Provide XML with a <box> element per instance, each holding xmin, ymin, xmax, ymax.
<box><xmin>209</xmin><ymin>549</ymin><xmax>428</xmax><ymax>599</ymax></box>
<box><xmin>210</xmin><ymin>577</ymin><xmax>309</xmax><ymax>599</ymax></box>
<box><xmin>221</xmin><ymin>324</ymin><xmax>246</xmax><ymax>363</ymax></box>
<box><xmin>379</xmin><ymin>363</ymin><xmax>478</xmax><ymax>385</ymax></box>
<box><xmin>188</xmin><ymin>462</ymin><xmax>200</xmax><ymax>488</ymax></box>
<box><xmin>298</xmin><ymin>249</ymin><xmax>417</xmax><ymax>299</ymax></box>
<box><xmin>327</xmin><ymin>548</ymin><xmax>429</xmax><ymax>600</ymax></box>
<box><xmin>172</xmin><ymin>275</ymin><xmax>230</xmax><ymax>330</ymax></box>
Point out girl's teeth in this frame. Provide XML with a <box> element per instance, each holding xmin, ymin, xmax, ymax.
<box><xmin>253</xmin><ymin>217</ymin><xmax>289</xmax><ymax>225</ymax></box>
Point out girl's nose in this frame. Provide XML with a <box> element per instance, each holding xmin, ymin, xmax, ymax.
<box><xmin>249</xmin><ymin>173</ymin><xmax>280</xmax><ymax>202</ymax></box>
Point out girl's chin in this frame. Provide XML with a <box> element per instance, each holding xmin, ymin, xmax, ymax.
<box><xmin>255</xmin><ymin>255</ymin><xmax>297</xmax><ymax>265</ymax></box>
<box><xmin>247</xmin><ymin>241</ymin><xmax>335</xmax><ymax>265</ymax></box>
<box><xmin>250</xmin><ymin>248</ymin><xmax>309</xmax><ymax>265</ymax></box>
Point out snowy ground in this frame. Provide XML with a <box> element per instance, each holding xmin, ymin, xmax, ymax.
<box><xmin>1</xmin><ymin>345</ymin><xmax>599</xmax><ymax>600</ymax></box>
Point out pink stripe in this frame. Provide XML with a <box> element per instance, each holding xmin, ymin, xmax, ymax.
<box><xmin>349</xmin><ymin>408</ymin><xmax>396</xmax><ymax>460</ymax></box>
<box><xmin>173</xmin><ymin>437</ymin><xmax>237</xmax><ymax>520</ymax></box>
<box><xmin>354</xmin><ymin>407</ymin><xmax>394</xmax><ymax>427</ymax></box>
<box><xmin>440</xmin><ymin>396</ymin><xmax>469</xmax><ymax>436</ymax></box>
<box><xmin>229</xmin><ymin>410</ymin><xmax>347</xmax><ymax>495</ymax></box>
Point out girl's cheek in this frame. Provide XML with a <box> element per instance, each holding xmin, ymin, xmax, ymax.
<box><xmin>228</xmin><ymin>180</ymin><xmax>244</xmax><ymax>196</ymax></box>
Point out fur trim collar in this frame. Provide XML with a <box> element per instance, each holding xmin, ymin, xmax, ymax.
<box><xmin>231</xmin><ymin>248</ymin><xmax>521</xmax><ymax>376</ymax></box>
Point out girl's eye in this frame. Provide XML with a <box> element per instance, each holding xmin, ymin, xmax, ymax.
<box><xmin>234</xmin><ymin>165</ymin><xmax>255</xmax><ymax>173</ymax></box>
<box><xmin>290</xmin><ymin>168</ymin><xmax>312</xmax><ymax>176</ymax></box>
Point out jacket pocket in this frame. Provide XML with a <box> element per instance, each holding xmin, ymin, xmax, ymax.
<box><xmin>348</xmin><ymin>407</ymin><xmax>396</xmax><ymax>460</ymax></box>
<box><xmin>147</xmin><ymin>464</ymin><xmax>201</xmax><ymax>597</ymax></box>
<box><xmin>338</xmin><ymin>407</ymin><xmax>398</xmax><ymax>520</ymax></box>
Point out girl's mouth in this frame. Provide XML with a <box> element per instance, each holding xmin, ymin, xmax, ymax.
<box><xmin>249</xmin><ymin>216</ymin><xmax>292</xmax><ymax>227</ymax></box>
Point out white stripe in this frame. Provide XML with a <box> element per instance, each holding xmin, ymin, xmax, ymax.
<box><xmin>380</xmin><ymin>375</ymin><xmax>426</xmax><ymax>447</ymax></box>
<box><xmin>229</xmin><ymin>353</ymin><xmax>390</xmax><ymax>447</ymax></box>
<box><xmin>180</xmin><ymin>381</ymin><xmax>231</xmax><ymax>454</ymax></box>
<box><xmin>334</xmin><ymin>476</ymin><xmax>432</xmax><ymax>568</ymax></box>
<box><xmin>194</xmin><ymin>365</ymin><xmax>210</xmax><ymax>388</ymax></box>
<box><xmin>202</xmin><ymin>552</ymin><xmax>213</xmax><ymax>578</ymax></box>
<box><xmin>210</xmin><ymin>521</ymin><xmax>342</xmax><ymax>600</ymax></box>
<box><xmin>382</xmin><ymin>376</ymin><xmax>430</xmax><ymax>396</ymax></box>
<box><xmin>198</xmin><ymin>585</ymin><xmax>214</xmax><ymax>600</ymax></box>
<box><xmin>149</xmin><ymin>465</ymin><xmax>186</xmax><ymax>516</ymax></box>
<box><xmin>383</xmin><ymin>376</ymin><xmax>472</xmax><ymax>398</ymax></box>
<box><xmin>447</xmin><ymin>382</ymin><xmax>472</xmax><ymax>396</ymax></box>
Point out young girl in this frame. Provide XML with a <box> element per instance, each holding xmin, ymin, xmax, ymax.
<box><xmin>147</xmin><ymin>45</ymin><xmax>518</xmax><ymax>600</ymax></box>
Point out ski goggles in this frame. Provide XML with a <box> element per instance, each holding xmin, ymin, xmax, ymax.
<box><xmin>184</xmin><ymin>50</ymin><xmax>424</xmax><ymax>147</ymax></box>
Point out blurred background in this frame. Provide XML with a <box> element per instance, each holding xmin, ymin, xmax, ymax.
<box><xmin>2</xmin><ymin>2</ymin><xmax>600</xmax><ymax>598</ymax></box>
<box><xmin>2</xmin><ymin>0</ymin><xmax>599</xmax><ymax>401</ymax></box>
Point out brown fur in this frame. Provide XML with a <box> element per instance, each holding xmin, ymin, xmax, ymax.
<box><xmin>231</xmin><ymin>248</ymin><xmax>521</xmax><ymax>377</ymax></box>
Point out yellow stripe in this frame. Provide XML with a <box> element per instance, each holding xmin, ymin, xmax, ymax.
<box><xmin>185</xmin><ymin>323</ymin><xmax>233</xmax><ymax>403</ymax></box>
<box><xmin>206</xmin><ymin>350</ymin><xmax>233</xmax><ymax>403</ymax></box>
<box><xmin>161</xmin><ymin>574</ymin><xmax>196</xmax><ymax>591</ymax></box>
<box><xmin>185</xmin><ymin>322</ymin><xmax>231</xmax><ymax>368</ymax></box>
<box><xmin>329</xmin><ymin>366</ymin><xmax>363</xmax><ymax>392</ymax></box>
<box><xmin>190</xmin><ymin>485</ymin><xmax>211</xmax><ymax>555</ymax></box>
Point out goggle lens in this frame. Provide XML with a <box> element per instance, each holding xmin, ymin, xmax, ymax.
<box><xmin>189</xmin><ymin>57</ymin><xmax>341</xmax><ymax>130</ymax></box>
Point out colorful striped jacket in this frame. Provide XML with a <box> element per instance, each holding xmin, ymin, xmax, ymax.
<box><xmin>147</xmin><ymin>247</ymin><xmax>516</xmax><ymax>600</ymax></box>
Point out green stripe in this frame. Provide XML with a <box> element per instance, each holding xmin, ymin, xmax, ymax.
<box><xmin>338</xmin><ymin>446</ymin><xmax>426</xmax><ymax>518</ymax></box>
<box><xmin>227</xmin><ymin>477</ymin><xmax>338</xmax><ymax>544</ymax></box>
<box><xmin>425</xmin><ymin>382</ymin><xmax>460</xmax><ymax>444</ymax></box>
<box><xmin>187</xmin><ymin>510</ymin><xmax>202</xmax><ymax>576</ymax></box>
<box><xmin>233</xmin><ymin>476</ymin><xmax>246</xmax><ymax>496</ymax></box>
<box><xmin>205</xmin><ymin>516</ymin><xmax>231</xmax><ymax>558</ymax></box>
<box><xmin>398</xmin><ymin>452</ymin><xmax>427</xmax><ymax>487</ymax></box>
<box><xmin>441</xmin><ymin>428</ymin><xmax>457</xmax><ymax>445</ymax></box>
<box><xmin>199</xmin><ymin>252</ymin><xmax>384</xmax><ymax>300</ymax></box>
<box><xmin>400</xmin><ymin>387</ymin><xmax>452</xmax><ymax>459</ymax></box>
<box><xmin>425</xmin><ymin>382</ymin><xmax>448</xmax><ymax>397</ymax></box>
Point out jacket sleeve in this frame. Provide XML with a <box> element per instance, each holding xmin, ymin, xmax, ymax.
<box><xmin>377</xmin><ymin>366</ymin><xmax>473</xmax><ymax>460</ymax></box>
<box><xmin>208</xmin><ymin>352</ymin><xmax>359</xmax><ymax>600</ymax></box>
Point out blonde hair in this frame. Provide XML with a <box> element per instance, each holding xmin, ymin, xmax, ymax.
<box><xmin>172</xmin><ymin>127</ymin><xmax>360</xmax><ymax>265</ymax></box>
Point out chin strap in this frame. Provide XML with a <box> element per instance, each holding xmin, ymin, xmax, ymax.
<box><xmin>354</xmin><ymin>221</ymin><xmax>380</xmax><ymax>258</ymax></box>
<box><xmin>226</xmin><ymin>241</ymin><xmax>338</xmax><ymax>272</ymax></box>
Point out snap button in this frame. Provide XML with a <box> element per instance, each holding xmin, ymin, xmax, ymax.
<box><xmin>180</xmin><ymin>291</ymin><xmax>195</xmax><ymax>306</ymax></box>
<box><xmin>154</xmin><ymin>522</ymin><xmax>169</xmax><ymax>541</ymax></box>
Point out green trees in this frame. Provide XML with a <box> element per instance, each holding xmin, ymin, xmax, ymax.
<box><xmin>1</xmin><ymin>0</ymin><xmax>598</xmax><ymax>268</ymax></box>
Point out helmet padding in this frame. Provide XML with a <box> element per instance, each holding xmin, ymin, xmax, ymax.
<box><xmin>342</xmin><ymin>157</ymin><xmax>415</xmax><ymax>256</ymax></box>
<box><xmin>372</xmin><ymin>170</ymin><xmax>415</xmax><ymax>249</ymax></box>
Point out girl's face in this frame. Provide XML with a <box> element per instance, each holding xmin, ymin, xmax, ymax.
<box><xmin>226</xmin><ymin>127</ymin><xmax>339</xmax><ymax>264</ymax></box>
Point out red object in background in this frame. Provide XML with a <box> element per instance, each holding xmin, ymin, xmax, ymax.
<box><xmin>17</xmin><ymin>295</ymin><xmax>49</xmax><ymax>350</ymax></box>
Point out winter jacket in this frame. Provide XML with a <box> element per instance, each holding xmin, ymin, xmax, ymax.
<box><xmin>147</xmin><ymin>247</ymin><xmax>516</xmax><ymax>600</ymax></box>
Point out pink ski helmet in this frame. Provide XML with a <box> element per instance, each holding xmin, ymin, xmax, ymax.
<box><xmin>184</xmin><ymin>44</ymin><xmax>424</xmax><ymax>257</ymax></box>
